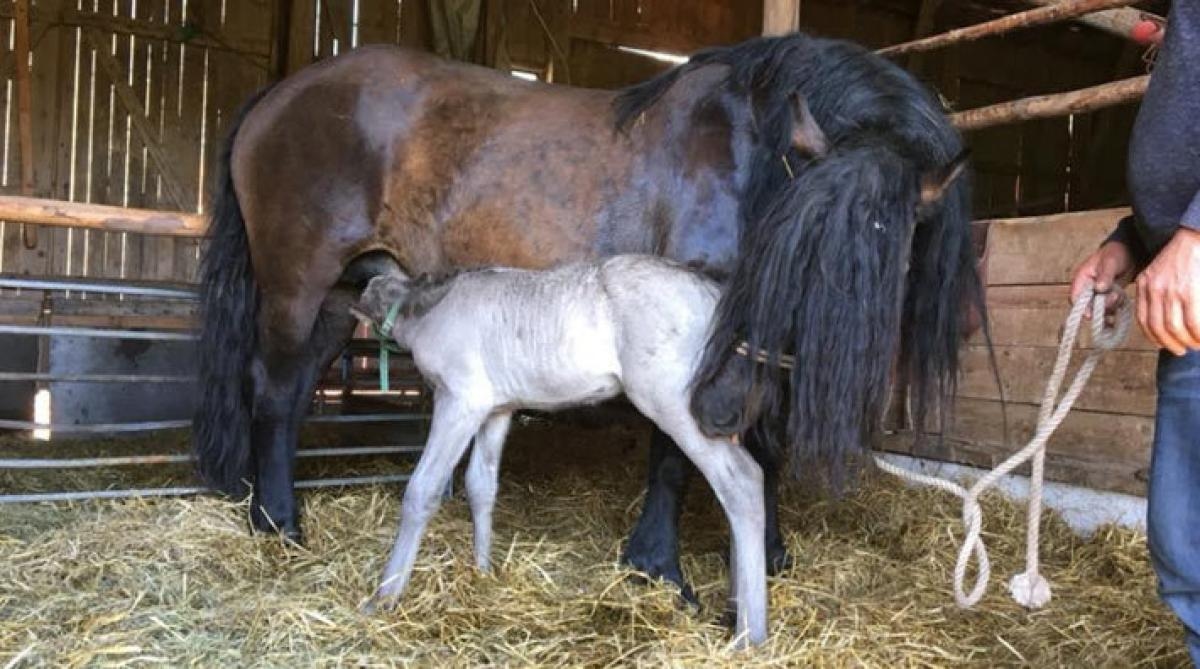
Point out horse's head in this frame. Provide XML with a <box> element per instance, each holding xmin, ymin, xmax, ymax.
<box><xmin>689</xmin><ymin>96</ymin><xmax>978</xmax><ymax>483</ymax></box>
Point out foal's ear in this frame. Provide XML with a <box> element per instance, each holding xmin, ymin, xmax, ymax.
<box><xmin>919</xmin><ymin>149</ymin><xmax>971</xmax><ymax>206</ymax></box>
<box><xmin>788</xmin><ymin>93</ymin><xmax>829</xmax><ymax>158</ymax></box>
<box><xmin>348</xmin><ymin>304</ymin><xmax>375</xmax><ymax>327</ymax></box>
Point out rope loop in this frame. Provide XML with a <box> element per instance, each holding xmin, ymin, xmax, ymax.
<box><xmin>876</xmin><ymin>281</ymin><xmax>1131</xmax><ymax>609</ymax></box>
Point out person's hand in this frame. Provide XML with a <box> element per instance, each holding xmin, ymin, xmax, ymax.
<box><xmin>1134</xmin><ymin>228</ymin><xmax>1200</xmax><ymax>355</ymax></box>
<box><xmin>1070</xmin><ymin>240</ymin><xmax>1135</xmax><ymax>322</ymax></box>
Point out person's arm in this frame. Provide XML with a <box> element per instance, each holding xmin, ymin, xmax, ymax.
<box><xmin>1103</xmin><ymin>215</ymin><xmax>1151</xmax><ymax>270</ymax></box>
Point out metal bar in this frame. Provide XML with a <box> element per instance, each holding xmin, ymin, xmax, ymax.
<box><xmin>305</xmin><ymin>413</ymin><xmax>428</xmax><ymax>424</ymax></box>
<box><xmin>0</xmin><ymin>445</ymin><xmax>425</xmax><ymax>470</ymax></box>
<box><xmin>0</xmin><ymin>324</ymin><xmax>197</xmax><ymax>341</ymax></box>
<box><xmin>0</xmin><ymin>474</ymin><xmax>412</xmax><ymax>504</ymax></box>
<box><xmin>0</xmin><ymin>276</ymin><xmax>196</xmax><ymax>299</ymax></box>
<box><xmin>0</xmin><ymin>413</ymin><xmax>428</xmax><ymax>432</ymax></box>
<box><xmin>0</xmin><ymin>418</ymin><xmax>190</xmax><ymax>432</ymax></box>
<box><xmin>876</xmin><ymin>0</ymin><xmax>1142</xmax><ymax>56</ymax></box>
<box><xmin>0</xmin><ymin>372</ymin><xmax>195</xmax><ymax>383</ymax></box>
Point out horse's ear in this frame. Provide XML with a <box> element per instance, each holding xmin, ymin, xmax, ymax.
<box><xmin>920</xmin><ymin>149</ymin><xmax>971</xmax><ymax>206</ymax></box>
<box><xmin>788</xmin><ymin>93</ymin><xmax>829</xmax><ymax>158</ymax></box>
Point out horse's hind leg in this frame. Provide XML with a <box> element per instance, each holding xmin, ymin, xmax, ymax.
<box><xmin>374</xmin><ymin>395</ymin><xmax>487</xmax><ymax>604</ymax></box>
<box><xmin>466</xmin><ymin>413</ymin><xmax>512</xmax><ymax>572</ymax></box>
<box><xmin>249</xmin><ymin>287</ymin><xmax>359</xmax><ymax>541</ymax></box>
<box><xmin>620</xmin><ymin>427</ymin><xmax>697</xmax><ymax>604</ymax></box>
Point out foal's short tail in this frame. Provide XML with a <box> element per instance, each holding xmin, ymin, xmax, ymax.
<box><xmin>192</xmin><ymin>85</ymin><xmax>275</xmax><ymax>496</ymax></box>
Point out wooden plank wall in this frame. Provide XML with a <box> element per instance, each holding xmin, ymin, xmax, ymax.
<box><xmin>885</xmin><ymin>208</ymin><xmax>1154</xmax><ymax>496</ymax></box>
<box><xmin>0</xmin><ymin>0</ymin><xmax>272</xmax><ymax>284</ymax></box>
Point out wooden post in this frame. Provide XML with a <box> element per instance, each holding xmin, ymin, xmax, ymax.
<box><xmin>877</xmin><ymin>0</ymin><xmax>1142</xmax><ymax>57</ymax></box>
<box><xmin>951</xmin><ymin>75</ymin><xmax>1149</xmax><ymax>131</ymax></box>
<box><xmin>13</xmin><ymin>0</ymin><xmax>35</xmax><ymax>248</ymax></box>
<box><xmin>762</xmin><ymin>0</ymin><xmax>800</xmax><ymax>36</ymax></box>
<box><xmin>906</xmin><ymin>0</ymin><xmax>943</xmax><ymax>74</ymax></box>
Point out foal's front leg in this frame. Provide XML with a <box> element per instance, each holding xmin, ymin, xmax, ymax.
<box><xmin>371</xmin><ymin>396</ymin><xmax>486</xmax><ymax>607</ymax></box>
<box><xmin>466</xmin><ymin>413</ymin><xmax>512</xmax><ymax>572</ymax></box>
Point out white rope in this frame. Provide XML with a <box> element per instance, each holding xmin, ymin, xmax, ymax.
<box><xmin>875</xmin><ymin>283</ymin><xmax>1133</xmax><ymax>608</ymax></box>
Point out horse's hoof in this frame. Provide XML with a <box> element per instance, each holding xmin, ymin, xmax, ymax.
<box><xmin>766</xmin><ymin>546</ymin><xmax>793</xmax><ymax>576</ymax></box>
<box><xmin>249</xmin><ymin>505</ymin><xmax>304</xmax><ymax>546</ymax></box>
<box><xmin>716</xmin><ymin>606</ymin><xmax>737</xmax><ymax>630</ymax></box>
<box><xmin>620</xmin><ymin>551</ymin><xmax>698</xmax><ymax>607</ymax></box>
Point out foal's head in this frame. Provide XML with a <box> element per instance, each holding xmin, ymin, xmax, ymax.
<box><xmin>350</xmin><ymin>270</ymin><xmax>458</xmax><ymax>335</ymax></box>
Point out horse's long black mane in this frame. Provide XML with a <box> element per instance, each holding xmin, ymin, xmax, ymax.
<box><xmin>615</xmin><ymin>34</ymin><xmax>987</xmax><ymax>485</ymax></box>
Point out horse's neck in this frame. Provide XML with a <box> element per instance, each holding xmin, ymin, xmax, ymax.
<box><xmin>631</xmin><ymin>76</ymin><xmax>755</xmax><ymax>279</ymax></box>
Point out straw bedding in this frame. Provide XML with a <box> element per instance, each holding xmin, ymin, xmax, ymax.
<box><xmin>0</xmin><ymin>424</ymin><xmax>1187</xmax><ymax>667</ymax></box>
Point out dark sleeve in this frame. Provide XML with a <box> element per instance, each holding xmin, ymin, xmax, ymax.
<box><xmin>1104</xmin><ymin>215</ymin><xmax>1152</xmax><ymax>269</ymax></box>
<box><xmin>1124</xmin><ymin>3</ymin><xmax>1200</xmax><ymax>254</ymax></box>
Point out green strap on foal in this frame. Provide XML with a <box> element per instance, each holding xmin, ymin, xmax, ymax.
<box><xmin>371</xmin><ymin>301</ymin><xmax>404</xmax><ymax>392</ymax></box>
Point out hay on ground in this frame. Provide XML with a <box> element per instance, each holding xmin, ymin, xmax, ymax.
<box><xmin>0</xmin><ymin>424</ymin><xmax>1187</xmax><ymax>667</ymax></box>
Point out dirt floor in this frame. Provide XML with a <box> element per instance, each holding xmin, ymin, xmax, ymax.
<box><xmin>0</xmin><ymin>421</ymin><xmax>1188</xmax><ymax>667</ymax></box>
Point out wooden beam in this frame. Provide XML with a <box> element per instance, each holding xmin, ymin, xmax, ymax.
<box><xmin>877</xmin><ymin>0</ymin><xmax>1142</xmax><ymax>57</ymax></box>
<box><xmin>951</xmin><ymin>75</ymin><xmax>1148</xmax><ymax>131</ymax></box>
<box><xmin>762</xmin><ymin>0</ymin><xmax>800</xmax><ymax>36</ymax></box>
<box><xmin>83</xmin><ymin>28</ymin><xmax>191</xmax><ymax>210</ymax></box>
<box><xmin>13</xmin><ymin>0</ymin><xmax>34</xmax><ymax>249</ymax></box>
<box><xmin>0</xmin><ymin>195</ymin><xmax>206</xmax><ymax>237</ymax></box>
<box><xmin>1023</xmin><ymin>0</ymin><xmax>1160</xmax><ymax>41</ymax></box>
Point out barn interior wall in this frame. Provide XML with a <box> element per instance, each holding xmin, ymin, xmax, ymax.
<box><xmin>0</xmin><ymin>1</ymin><xmax>1159</xmax><ymax>493</ymax></box>
<box><xmin>0</xmin><ymin>0</ymin><xmax>1149</xmax><ymax>284</ymax></box>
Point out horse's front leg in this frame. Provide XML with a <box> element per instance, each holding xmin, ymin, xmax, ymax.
<box><xmin>621</xmin><ymin>426</ymin><xmax>697</xmax><ymax>604</ymax></box>
<box><xmin>371</xmin><ymin>396</ymin><xmax>486</xmax><ymax>606</ymax></box>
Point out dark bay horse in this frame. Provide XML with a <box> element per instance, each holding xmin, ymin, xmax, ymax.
<box><xmin>194</xmin><ymin>33</ymin><xmax>981</xmax><ymax>600</ymax></box>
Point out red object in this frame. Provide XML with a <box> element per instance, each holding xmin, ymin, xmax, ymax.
<box><xmin>1131</xmin><ymin>19</ymin><xmax>1163</xmax><ymax>46</ymax></box>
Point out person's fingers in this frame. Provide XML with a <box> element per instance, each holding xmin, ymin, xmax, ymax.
<box><xmin>1148</xmin><ymin>286</ymin><xmax>1187</xmax><ymax>355</ymax></box>
<box><xmin>1165</xmin><ymin>298</ymin><xmax>1197</xmax><ymax>352</ymax></box>
<box><xmin>1137</xmin><ymin>277</ymin><xmax>1156</xmax><ymax>348</ymax></box>
<box><xmin>1070</xmin><ymin>255</ymin><xmax>1099</xmax><ymax>305</ymax></box>
<box><xmin>1185</xmin><ymin>287</ymin><xmax>1200</xmax><ymax>347</ymax></box>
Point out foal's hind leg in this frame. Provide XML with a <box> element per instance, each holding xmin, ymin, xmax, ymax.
<box><xmin>466</xmin><ymin>413</ymin><xmax>512</xmax><ymax>572</ymax></box>
<box><xmin>621</xmin><ymin>427</ymin><xmax>697</xmax><ymax>604</ymax></box>
<box><xmin>373</xmin><ymin>395</ymin><xmax>487</xmax><ymax>604</ymax></box>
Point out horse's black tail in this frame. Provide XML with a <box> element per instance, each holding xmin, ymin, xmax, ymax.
<box><xmin>192</xmin><ymin>85</ymin><xmax>275</xmax><ymax>496</ymax></box>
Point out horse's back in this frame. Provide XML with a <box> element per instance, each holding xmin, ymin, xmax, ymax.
<box><xmin>232</xmin><ymin>44</ymin><xmax>657</xmax><ymax>285</ymax></box>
